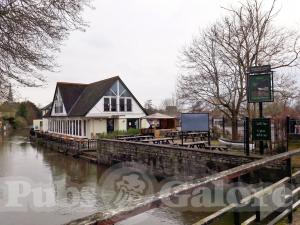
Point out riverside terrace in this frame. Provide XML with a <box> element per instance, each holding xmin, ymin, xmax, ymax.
<box><xmin>31</xmin><ymin>131</ymin><xmax>273</xmax><ymax>178</ymax></box>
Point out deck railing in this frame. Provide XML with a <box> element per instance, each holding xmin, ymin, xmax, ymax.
<box><xmin>34</xmin><ymin>132</ymin><xmax>97</xmax><ymax>155</ymax></box>
<box><xmin>65</xmin><ymin>148</ymin><xmax>300</xmax><ymax>225</ymax></box>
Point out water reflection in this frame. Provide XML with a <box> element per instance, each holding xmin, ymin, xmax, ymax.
<box><xmin>0</xmin><ymin>130</ymin><xmax>208</xmax><ymax>225</ymax></box>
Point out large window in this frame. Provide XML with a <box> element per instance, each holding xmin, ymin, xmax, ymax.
<box><xmin>75</xmin><ymin>120</ymin><xmax>78</xmax><ymax>136</ymax></box>
<box><xmin>83</xmin><ymin>120</ymin><xmax>86</xmax><ymax>136</ymax></box>
<box><xmin>127</xmin><ymin>99</ymin><xmax>132</xmax><ymax>112</ymax></box>
<box><xmin>79</xmin><ymin>120</ymin><xmax>82</xmax><ymax>136</ymax></box>
<box><xmin>111</xmin><ymin>98</ymin><xmax>117</xmax><ymax>112</ymax></box>
<box><xmin>102</xmin><ymin>81</ymin><xmax>135</xmax><ymax>112</ymax></box>
<box><xmin>104</xmin><ymin>98</ymin><xmax>110</xmax><ymax>111</ymax></box>
<box><xmin>120</xmin><ymin>98</ymin><xmax>125</xmax><ymax>112</ymax></box>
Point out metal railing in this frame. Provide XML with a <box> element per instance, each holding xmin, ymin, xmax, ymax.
<box><xmin>65</xmin><ymin>148</ymin><xmax>300</xmax><ymax>225</ymax></box>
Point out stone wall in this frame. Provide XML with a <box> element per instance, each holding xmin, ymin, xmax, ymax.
<box><xmin>97</xmin><ymin>139</ymin><xmax>261</xmax><ymax>177</ymax></box>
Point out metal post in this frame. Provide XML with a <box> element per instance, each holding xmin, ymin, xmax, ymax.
<box><xmin>259</xmin><ymin>102</ymin><xmax>264</xmax><ymax>155</ymax></box>
<box><xmin>244</xmin><ymin>117</ymin><xmax>250</xmax><ymax>156</ymax></box>
<box><xmin>286</xmin><ymin>116</ymin><xmax>293</xmax><ymax>223</ymax></box>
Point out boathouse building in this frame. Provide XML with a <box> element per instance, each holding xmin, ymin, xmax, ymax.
<box><xmin>43</xmin><ymin>76</ymin><xmax>147</xmax><ymax>138</ymax></box>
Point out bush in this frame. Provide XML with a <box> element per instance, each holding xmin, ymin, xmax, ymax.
<box><xmin>127</xmin><ymin>128</ymin><xmax>140</xmax><ymax>135</ymax></box>
<box><xmin>13</xmin><ymin>116</ymin><xmax>28</xmax><ymax>129</ymax></box>
<box><xmin>97</xmin><ymin>128</ymin><xmax>140</xmax><ymax>139</ymax></box>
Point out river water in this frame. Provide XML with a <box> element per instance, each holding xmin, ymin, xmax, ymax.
<box><xmin>0</xmin><ymin>130</ymin><xmax>218</xmax><ymax>225</ymax></box>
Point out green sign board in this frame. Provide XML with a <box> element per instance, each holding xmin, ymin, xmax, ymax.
<box><xmin>252</xmin><ymin>118</ymin><xmax>271</xmax><ymax>141</ymax></box>
<box><xmin>248</xmin><ymin>74</ymin><xmax>273</xmax><ymax>103</ymax></box>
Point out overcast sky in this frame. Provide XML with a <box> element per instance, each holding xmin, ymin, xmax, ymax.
<box><xmin>18</xmin><ymin>0</ymin><xmax>300</xmax><ymax>107</ymax></box>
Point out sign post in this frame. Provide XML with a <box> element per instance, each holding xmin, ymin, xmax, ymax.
<box><xmin>252</xmin><ymin>118</ymin><xmax>271</xmax><ymax>141</ymax></box>
<box><xmin>248</xmin><ymin>65</ymin><xmax>274</xmax><ymax>155</ymax></box>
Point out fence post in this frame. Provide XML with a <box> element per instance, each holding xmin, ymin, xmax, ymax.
<box><xmin>233</xmin><ymin>176</ymin><xmax>241</xmax><ymax>225</ymax></box>
<box><xmin>244</xmin><ymin>117</ymin><xmax>250</xmax><ymax>156</ymax></box>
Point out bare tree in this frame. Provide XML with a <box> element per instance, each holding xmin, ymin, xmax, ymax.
<box><xmin>144</xmin><ymin>100</ymin><xmax>157</xmax><ymax>115</ymax></box>
<box><xmin>177</xmin><ymin>0</ymin><xmax>300</xmax><ymax>140</ymax></box>
<box><xmin>274</xmin><ymin>73</ymin><xmax>300</xmax><ymax>107</ymax></box>
<box><xmin>0</xmin><ymin>0</ymin><xmax>90</xmax><ymax>100</ymax></box>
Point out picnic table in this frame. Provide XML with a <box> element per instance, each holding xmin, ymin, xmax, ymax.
<box><xmin>116</xmin><ymin>134</ymin><xmax>134</xmax><ymax>139</ymax></box>
<box><xmin>181</xmin><ymin>141</ymin><xmax>208</xmax><ymax>149</ymax></box>
<box><xmin>185</xmin><ymin>132</ymin><xmax>208</xmax><ymax>141</ymax></box>
<box><xmin>166</xmin><ymin>131</ymin><xmax>179</xmax><ymax>138</ymax></box>
<box><xmin>204</xmin><ymin>145</ymin><xmax>229</xmax><ymax>151</ymax></box>
<box><xmin>141</xmin><ymin>137</ymin><xmax>174</xmax><ymax>145</ymax></box>
<box><xmin>117</xmin><ymin>135</ymin><xmax>154</xmax><ymax>142</ymax></box>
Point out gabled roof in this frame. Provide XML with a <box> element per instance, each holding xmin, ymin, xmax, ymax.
<box><xmin>41</xmin><ymin>103</ymin><xmax>52</xmax><ymax>110</ymax></box>
<box><xmin>57</xmin><ymin>82</ymin><xmax>87</xmax><ymax>113</ymax></box>
<box><xmin>48</xmin><ymin>76</ymin><xmax>146</xmax><ymax>117</ymax></box>
<box><xmin>68</xmin><ymin>76</ymin><xmax>118</xmax><ymax>116</ymax></box>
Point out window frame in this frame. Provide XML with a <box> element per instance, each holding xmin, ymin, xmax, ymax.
<box><xmin>120</xmin><ymin>98</ymin><xmax>125</xmax><ymax>112</ymax></box>
<box><xmin>126</xmin><ymin>98</ymin><xmax>132</xmax><ymax>112</ymax></box>
<box><xmin>111</xmin><ymin>97</ymin><xmax>117</xmax><ymax>112</ymax></box>
<box><xmin>104</xmin><ymin>97</ymin><xmax>110</xmax><ymax>112</ymax></box>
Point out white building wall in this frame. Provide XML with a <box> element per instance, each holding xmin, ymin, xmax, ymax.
<box><xmin>117</xmin><ymin>118</ymin><xmax>127</xmax><ymax>131</ymax></box>
<box><xmin>33</xmin><ymin>119</ymin><xmax>43</xmax><ymax>131</ymax></box>
<box><xmin>87</xmin><ymin>119</ymin><xmax>107</xmax><ymax>138</ymax></box>
<box><xmin>42</xmin><ymin>118</ymin><xmax>48</xmax><ymax>132</ymax></box>
<box><xmin>86</xmin><ymin>97</ymin><xmax>145</xmax><ymax>119</ymax></box>
<box><xmin>141</xmin><ymin>119</ymin><xmax>150</xmax><ymax>129</ymax></box>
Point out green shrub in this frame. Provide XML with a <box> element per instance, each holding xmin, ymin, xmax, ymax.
<box><xmin>97</xmin><ymin>128</ymin><xmax>140</xmax><ymax>139</ymax></box>
<box><xmin>127</xmin><ymin>128</ymin><xmax>140</xmax><ymax>135</ymax></box>
<box><xmin>13</xmin><ymin>116</ymin><xmax>28</xmax><ymax>129</ymax></box>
